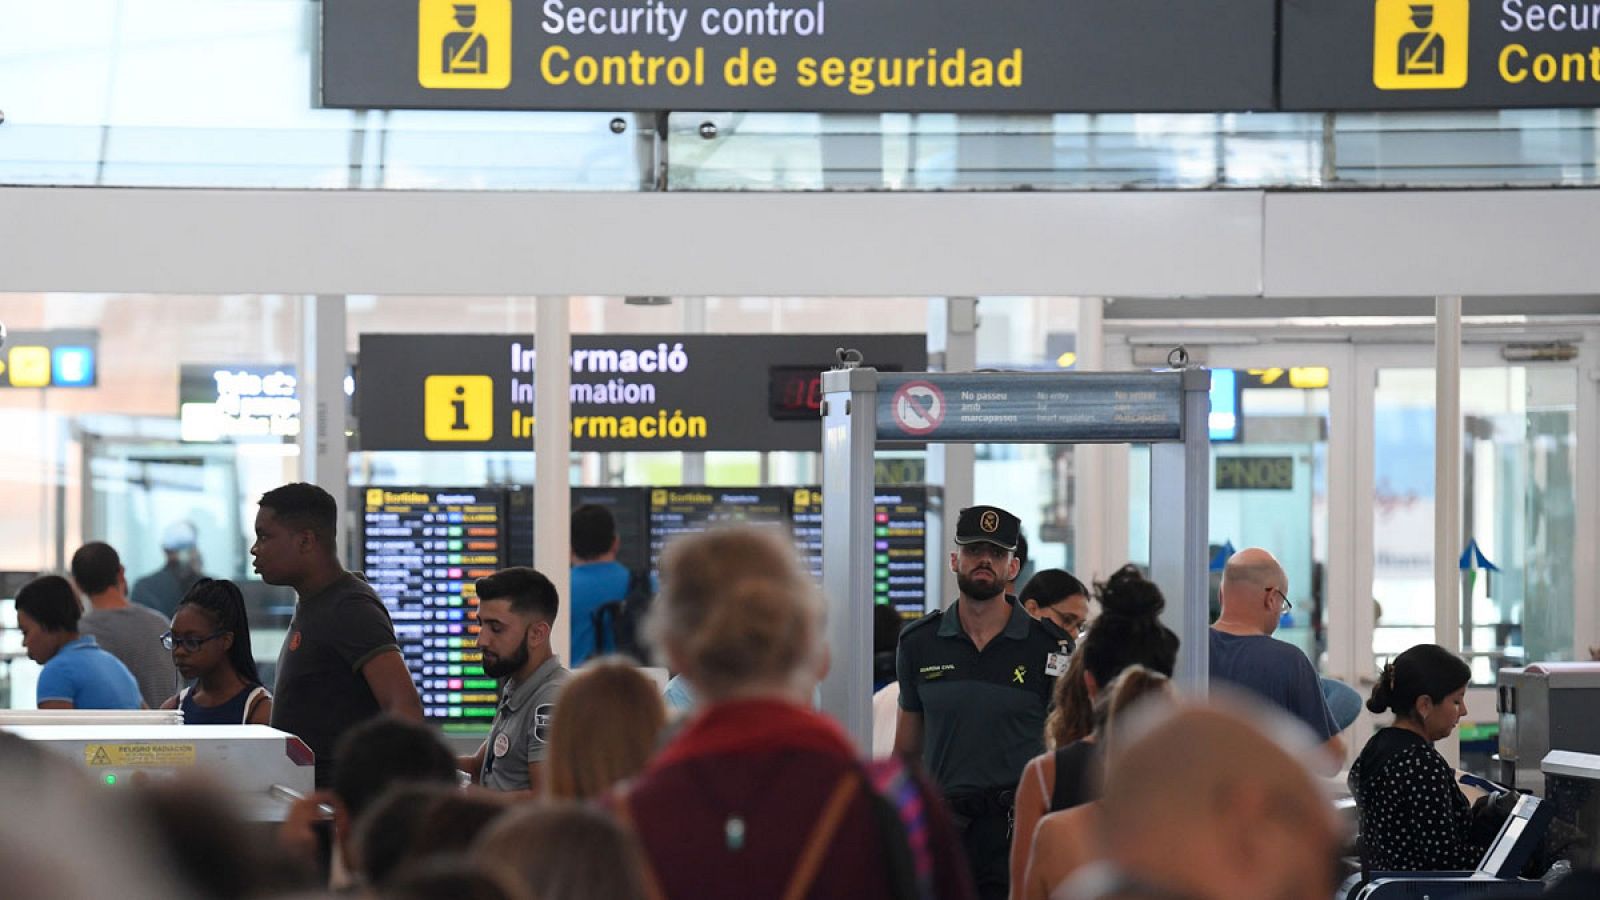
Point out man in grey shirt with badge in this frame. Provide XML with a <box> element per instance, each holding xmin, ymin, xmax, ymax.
<box><xmin>460</xmin><ymin>566</ymin><xmax>570</xmax><ymax>793</ymax></box>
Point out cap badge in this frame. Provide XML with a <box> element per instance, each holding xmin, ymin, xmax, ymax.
<box><xmin>980</xmin><ymin>510</ymin><xmax>1000</xmax><ymax>533</ymax></box>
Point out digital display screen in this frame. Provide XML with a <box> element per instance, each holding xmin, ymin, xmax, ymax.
<box><xmin>360</xmin><ymin>487</ymin><xmax>505</xmax><ymax>733</ymax></box>
<box><xmin>1209</xmin><ymin>367</ymin><xmax>1241</xmax><ymax>442</ymax></box>
<box><xmin>648</xmin><ymin>488</ymin><xmax>792</xmax><ymax>570</ymax></box>
<box><xmin>768</xmin><ymin>366</ymin><xmax>826</xmax><ymax>421</ymax></box>
<box><xmin>505</xmin><ymin>487</ymin><xmax>650</xmax><ymax>574</ymax></box>
<box><xmin>790</xmin><ymin>486</ymin><xmax>929</xmax><ymax>619</ymax></box>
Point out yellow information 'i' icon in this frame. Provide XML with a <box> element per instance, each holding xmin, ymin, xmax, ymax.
<box><xmin>1373</xmin><ymin>0</ymin><xmax>1469</xmax><ymax>90</ymax></box>
<box><xmin>418</xmin><ymin>0</ymin><xmax>512</xmax><ymax>90</ymax></box>
<box><xmin>425</xmin><ymin>375</ymin><xmax>495</xmax><ymax>442</ymax></box>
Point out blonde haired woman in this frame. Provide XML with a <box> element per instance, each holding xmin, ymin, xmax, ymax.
<box><xmin>545</xmin><ymin>657</ymin><xmax>667</xmax><ymax>801</ymax></box>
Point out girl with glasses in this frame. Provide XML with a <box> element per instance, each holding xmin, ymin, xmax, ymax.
<box><xmin>160</xmin><ymin>579</ymin><xmax>273</xmax><ymax>725</ymax></box>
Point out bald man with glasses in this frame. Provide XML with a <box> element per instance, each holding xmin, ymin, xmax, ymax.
<box><xmin>1210</xmin><ymin>548</ymin><xmax>1345</xmax><ymax>774</ymax></box>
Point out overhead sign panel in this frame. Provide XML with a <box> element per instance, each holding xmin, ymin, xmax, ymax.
<box><xmin>358</xmin><ymin>333</ymin><xmax>924</xmax><ymax>452</ymax></box>
<box><xmin>320</xmin><ymin>0</ymin><xmax>1277</xmax><ymax>113</ymax></box>
<box><xmin>1283</xmin><ymin>0</ymin><xmax>1600</xmax><ymax>109</ymax></box>
<box><xmin>1</xmin><ymin>330</ymin><xmax>97</xmax><ymax>389</ymax></box>
<box><xmin>873</xmin><ymin>371</ymin><xmax>1186</xmax><ymax>444</ymax></box>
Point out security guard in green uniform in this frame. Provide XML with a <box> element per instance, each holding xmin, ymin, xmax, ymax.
<box><xmin>893</xmin><ymin>504</ymin><xmax>1072</xmax><ymax>900</ymax></box>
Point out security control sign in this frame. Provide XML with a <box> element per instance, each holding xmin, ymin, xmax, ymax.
<box><xmin>358</xmin><ymin>333</ymin><xmax>924</xmax><ymax>452</ymax></box>
<box><xmin>320</xmin><ymin>0</ymin><xmax>1276</xmax><ymax>113</ymax></box>
<box><xmin>1283</xmin><ymin>0</ymin><xmax>1600</xmax><ymax>109</ymax></box>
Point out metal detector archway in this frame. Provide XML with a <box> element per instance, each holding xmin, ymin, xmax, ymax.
<box><xmin>819</xmin><ymin>362</ymin><xmax>1212</xmax><ymax>750</ymax></box>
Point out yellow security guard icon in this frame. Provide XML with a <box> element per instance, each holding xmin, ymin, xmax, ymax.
<box><xmin>1373</xmin><ymin>0</ymin><xmax>1468</xmax><ymax>90</ymax></box>
<box><xmin>424</xmin><ymin>375</ymin><xmax>494</xmax><ymax>441</ymax></box>
<box><xmin>418</xmin><ymin>0</ymin><xmax>512</xmax><ymax>90</ymax></box>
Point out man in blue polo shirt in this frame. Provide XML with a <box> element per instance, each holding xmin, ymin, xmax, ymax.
<box><xmin>14</xmin><ymin>575</ymin><xmax>141</xmax><ymax>709</ymax></box>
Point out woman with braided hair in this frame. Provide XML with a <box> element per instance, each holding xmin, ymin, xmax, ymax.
<box><xmin>160</xmin><ymin>578</ymin><xmax>272</xmax><ymax>725</ymax></box>
<box><xmin>1347</xmin><ymin>643</ymin><xmax>1480</xmax><ymax>871</ymax></box>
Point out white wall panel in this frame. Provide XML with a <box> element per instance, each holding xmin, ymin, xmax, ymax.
<box><xmin>0</xmin><ymin>188</ymin><xmax>1262</xmax><ymax>298</ymax></box>
<box><xmin>1263</xmin><ymin>190</ymin><xmax>1600</xmax><ymax>297</ymax></box>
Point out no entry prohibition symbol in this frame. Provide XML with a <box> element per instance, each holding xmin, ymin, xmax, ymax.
<box><xmin>891</xmin><ymin>380</ymin><xmax>945</xmax><ymax>436</ymax></box>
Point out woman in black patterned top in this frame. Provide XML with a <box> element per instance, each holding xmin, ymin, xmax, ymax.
<box><xmin>1348</xmin><ymin>643</ymin><xmax>1480</xmax><ymax>872</ymax></box>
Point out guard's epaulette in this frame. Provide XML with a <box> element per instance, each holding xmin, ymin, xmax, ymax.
<box><xmin>898</xmin><ymin>608</ymin><xmax>942</xmax><ymax>640</ymax></box>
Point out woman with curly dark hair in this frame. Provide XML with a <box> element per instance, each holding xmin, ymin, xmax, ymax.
<box><xmin>1009</xmin><ymin>564</ymin><xmax>1179</xmax><ymax>893</ymax></box>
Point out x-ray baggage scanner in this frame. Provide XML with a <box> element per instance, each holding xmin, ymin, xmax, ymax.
<box><xmin>819</xmin><ymin>356</ymin><xmax>1211</xmax><ymax>749</ymax></box>
<box><xmin>1</xmin><ymin>713</ymin><xmax>315</xmax><ymax>822</ymax></box>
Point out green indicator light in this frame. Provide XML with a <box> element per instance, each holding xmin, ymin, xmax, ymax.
<box><xmin>464</xmin><ymin>707</ymin><xmax>496</xmax><ymax>718</ymax></box>
<box><xmin>450</xmin><ymin>527</ymin><xmax>464</xmax><ymax>537</ymax></box>
<box><xmin>448</xmin><ymin>540</ymin><xmax>463</xmax><ymax>551</ymax></box>
<box><xmin>104</xmin><ymin>774</ymin><xmax>117</xmax><ymax>786</ymax></box>
<box><xmin>875</xmin><ymin>527</ymin><xmax>889</xmax><ymax>537</ymax></box>
<box><xmin>449</xmin><ymin>665</ymin><xmax>463</xmax><ymax>676</ymax></box>
<box><xmin>449</xmin><ymin>598</ymin><xmax>463</xmax><ymax>607</ymax></box>
<box><xmin>875</xmin><ymin>554</ymin><xmax>889</xmax><ymax>564</ymax></box>
<box><xmin>450</xmin><ymin>652</ymin><xmax>463</xmax><ymax>662</ymax></box>
<box><xmin>464</xmin><ymin>679</ymin><xmax>498</xmax><ymax>690</ymax></box>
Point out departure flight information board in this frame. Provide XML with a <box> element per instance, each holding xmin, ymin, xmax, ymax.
<box><xmin>790</xmin><ymin>487</ymin><xmax>930</xmax><ymax>618</ymax></box>
<box><xmin>647</xmin><ymin>487</ymin><xmax>792</xmax><ymax>572</ymax></box>
<box><xmin>360</xmin><ymin>487</ymin><xmax>505</xmax><ymax>733</ymax></box>
<box><xmin>505</xmin><ymin>487</ymin><xmax>650</xmax><ymax>574</ymax></box>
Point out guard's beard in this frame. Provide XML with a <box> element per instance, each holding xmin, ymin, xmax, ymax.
<box><xmin>956</xmin><ymin>571</ymin><xmax>1005</xmax><ymax>601</ymax></box>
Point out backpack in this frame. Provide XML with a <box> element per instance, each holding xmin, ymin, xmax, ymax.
<box><xmin>592</xmin><ymin>568</ymin><xmax>655</xmax><ymax>665</ymax></box>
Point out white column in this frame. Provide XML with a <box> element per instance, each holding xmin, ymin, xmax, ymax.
<box><xmin>1435</xmin><ymin>295</ymin><xmax>1463</xmax><ymax>765</ymax></box>
<box><xmin>680</xmin><ymin>297</ymin><xmax>707</xmax><ymax>485</ymax></box>
<box><xmin>537</xmin><ymin>297</ymin><xmax>573</xmax><ymax>663</ymax></box>
<box><xmin>1073</xmin><ymin>297</ymin><xmax>1108</xmax><ymax>581</ymax></box>
<box><xmin>927</xmin><ymin>297</ymin><xmax>977</xmax><ymax>609</ymax></box>
<box><xmin>298</xmin><ymin>295</ymin><xmax>349</xmax><ymax>556</ymax></box>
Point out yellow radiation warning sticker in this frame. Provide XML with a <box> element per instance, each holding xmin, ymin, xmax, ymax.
<box><xmin>84</xmin><ymin>743</ymin><xmax>197</xmax><ymax>767</ymax></box>
<box><xmin>1373</xmin><ymin>0</ymin><xmax>1469</xmax><ymax>90</ymax></box>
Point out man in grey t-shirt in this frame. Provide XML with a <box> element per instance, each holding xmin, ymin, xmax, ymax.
<box><xmin>1209</xmin><ymin>547</ymin><xmax>1344</xmax><ymax>774</ymax></box>
<box><xmin>460</xmin><ymin>566</ymin><xmax>570</xmax><ymax>793</ymax></box>
<box><xmin>70</xmin><ymin>542</ymin><xmax>177</xmax><ymax>708</ymax></box>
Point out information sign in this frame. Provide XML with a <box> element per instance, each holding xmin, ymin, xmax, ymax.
<box><xmin>359</xmin><ymin>333</ymin><xmax>924</xmax><ymax>453</ymax></box>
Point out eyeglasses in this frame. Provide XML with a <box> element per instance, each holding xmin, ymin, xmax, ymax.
<box><xmin>161</xmin><ymin>630</ymin><xmax>227</xmax><ymax>652</ymax></box>
<box><xmin>1269</xmin><ymin>586</ymin><xmax>1293</xmax><ymax>613</ymax></box>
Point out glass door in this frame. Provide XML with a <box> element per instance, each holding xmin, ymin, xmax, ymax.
<box><xmin>1355</xmin><ymin>340</ymin><xmax>1594</xmax><ymax>767</ymax></box>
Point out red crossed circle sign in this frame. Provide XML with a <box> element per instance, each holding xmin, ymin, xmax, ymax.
<box><xmin>891</xmin><ymin>380</ymin><xmax>945</xmax><ymax>436</ymax></box>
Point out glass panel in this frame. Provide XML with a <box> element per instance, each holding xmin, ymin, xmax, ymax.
<box><xmin>1127</xmin><ymin>367</ymin><xmax>1331</xmax><ymax>668</ymax></box>
<box><xmin>0</xmin><ymin>293</ymin><xmax>302</xmax><ymax>707</ymax></box>
<box><xmin>1371</xmin><ymin>366</ymin><xmax>1578</xmax><ymax>685</ymax></box>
